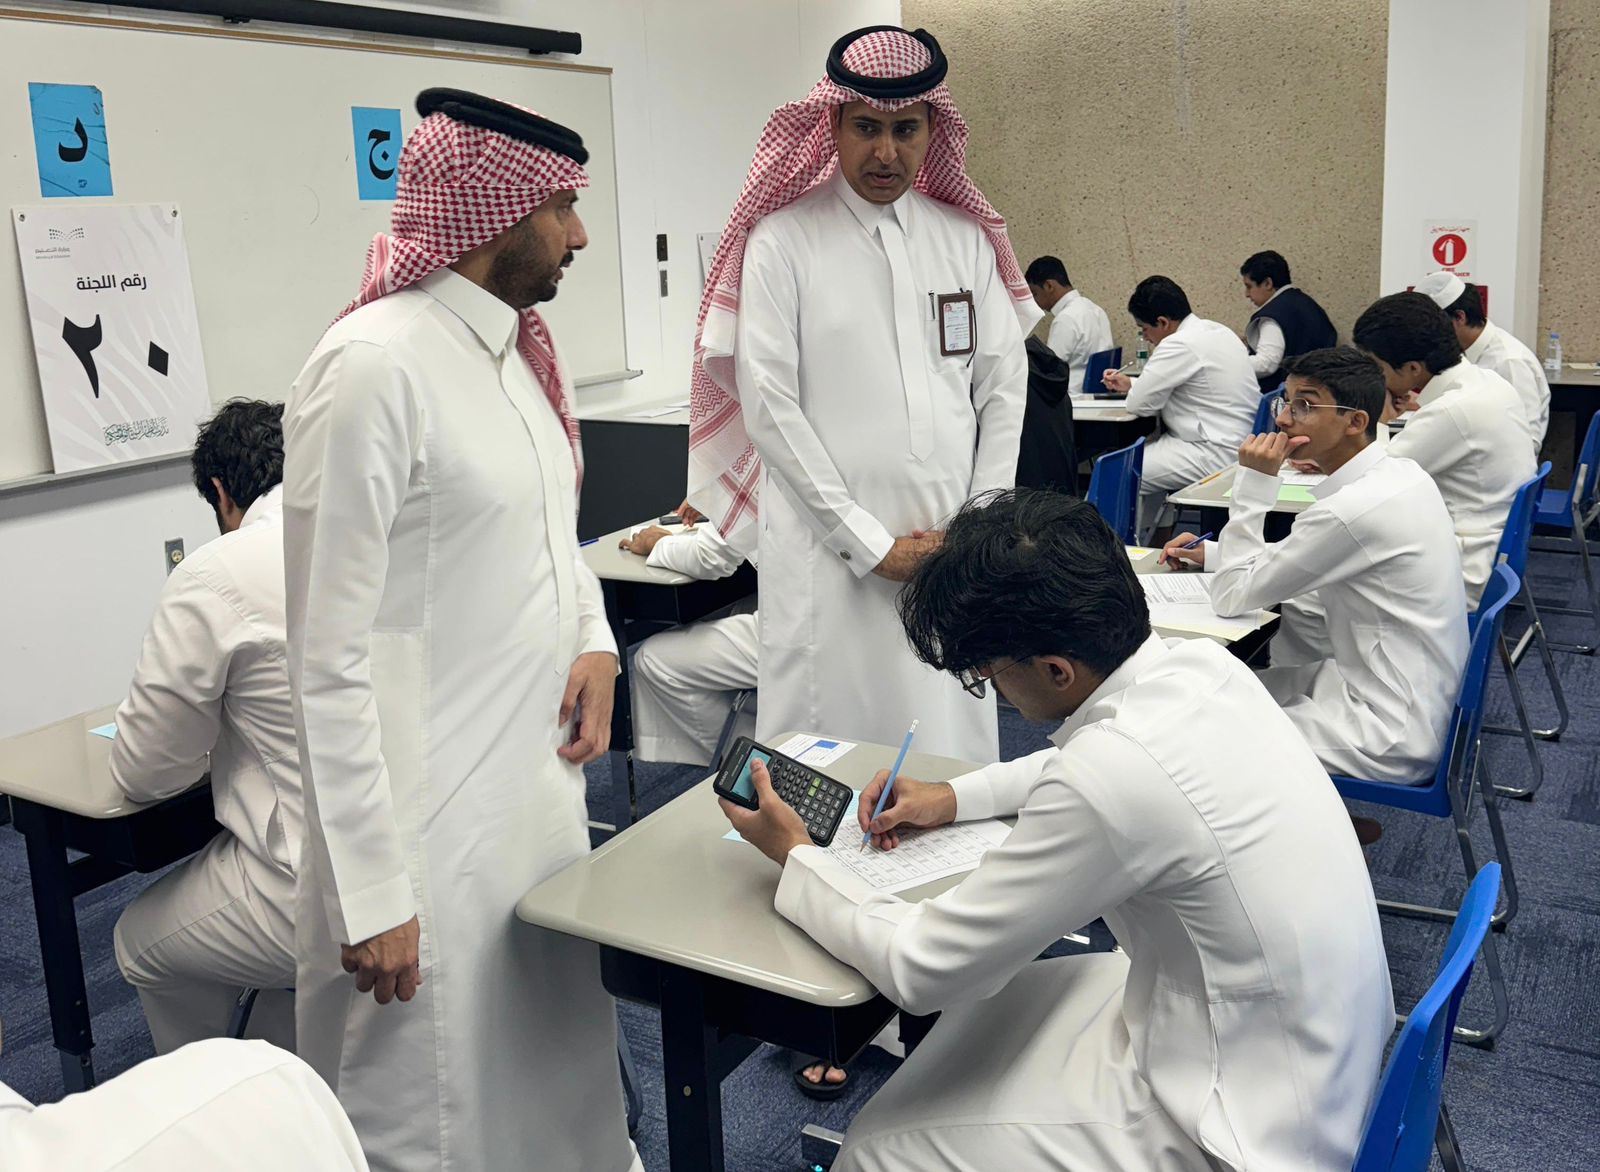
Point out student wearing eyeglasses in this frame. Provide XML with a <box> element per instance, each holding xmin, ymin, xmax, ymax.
<box><xmin>1161</xmin><ymin>348</ymin><xmax>1469</xmax><ymax>787</ymax></box>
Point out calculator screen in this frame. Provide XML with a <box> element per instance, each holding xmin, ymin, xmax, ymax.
<box><xmin>729</xmin><ymin>747</ymin><xmax>772</xmax><ymax>801</ymax></box>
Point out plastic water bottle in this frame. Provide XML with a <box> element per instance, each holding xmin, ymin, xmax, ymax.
<box><xmin>1135</xmin><ymin>342</ymin><xmax>1150</xmax><ymax>373</ymax></box>
<box><xmin>1545</xmin><ymin>331</ymin><xmax>1563</xmax><ymax>373</ymax></box>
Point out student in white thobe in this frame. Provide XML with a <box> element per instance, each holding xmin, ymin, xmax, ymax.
<box><xmin>110</xmin><ymin>400</ymin><xmax>298</xmax><ymax>1054</ymax></box>
<box><xmin>1</xmin><ymin>1040</ymin><xmax>368</xmax><ymax>1172</ymax></box>
<box><xmin>689</xmin><ymin>27</ymin><xmax>1036</xmax><ymax>770</ymax></box>
<box><xmin>283</xmin><ymin>92</ymin><xmax>637</xmax><ymax>1172</ymax></box>
<box><xmin>1101</xmin><ymin>276</ymin><xmax>1258</xmax><ymax>534</ymax></box>
<box><xmin>1026</xmin><ymin>255</ymin><xmax>1113</xmax><ymax>394</ymax></box>
<box><xmin>720</xmin><ymin>490</ymin><xmax>1394</xmax><ymax>1172</ymax></box>
<box><xmin>621</xmin><ymin>517</ymin><xmax>759</xmax><ymax>767</ymax></box>
<box><xmin>1164</xmin><ymin>348</ymin><xmax>1468</xmax><ymax>783</ymax></box>
<box><xmin>1416</xmin><ymin>270</ymin><xmax>1549</xmax><ymax>456</ymax></box>
<box><xmin>1354</xmin><ymin>292</ymin><xmax>1535</xmax><ymax>607</ymax></box>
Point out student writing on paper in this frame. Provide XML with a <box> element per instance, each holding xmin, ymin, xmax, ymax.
<box><xmin>619</xmin><ymin>501</ymin><xmax>759</xmax><ymax>767</ymax></box>
<box><xmin>719</xmin><ymin>490</ymin><xmax>1393</xmax><ymax>1172</ymax></box>
<box><xmin>1026</xmin><ymin>255</ymin><xmax>1112</xmax><ymax>395</ymax></box>
<box><xmin>1162</xmin><ymin>349</ymin><xmax>1469</xmax><ymax>791</ymax></box>
<box><xmin>1353</xmin><ymin>292</ymin><xmax>1533</xmax><ymax>608</ymax></box>
<box><xmin>109</xmin><ymin>400</ymin><xmax>299</xmax><ymax>1055</ymax></box>
<box><xmin>1100</xmin><ymin>276</ymin><xmax>1258</xmax><ymax>540</ymax></box>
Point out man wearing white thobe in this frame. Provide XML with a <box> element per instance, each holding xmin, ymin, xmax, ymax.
<box><xmin>1164</xmin><ymin>348</ymin><xmax>1468</xmax><ymax>784</ymax></box>
<box><xmin>1102</xmin><ymin>276</ymin><xmax>1258</xmax><ymax>536</ymax></box>
<box><xmin>1</xmin><ymin>1040</ymin><xmax>367</xmax><ymax>1172</ymax></box>
<box><xmin>1354</xmin><ymin>292</ymin><xmax>1535</xmax><ymax>607</ymax></box>
<box><xmin>690</xmin><ymin>28</ymin><xmax>1033</xmax><ymax>766</ymax></box>
<box><xmin>620</xmin><ymin>515</ymin><xmax>759</xmax><ymax>767</ymax></box>
<box><xmin>1416</xmin><ymin>270</ymin><xmax>1549</xmax><ymax>457</ymax></box>
<box><xmin>720</xmin><ymin>491</ymin><xmax>1394</xmax><ymax>1172</ymax></box>
<box><xmin>111</xmin><ymin>400</ymin><xmax>298</xmax><ymax>1054</ymax></box>
<box><xmin>1026</xmin><ymin>254</ymin><xmax>1113</xmax><ymax>394</ymax></box>
<box><xmin>283</xmin><ymin>91</ymin><xmax>637</xmax><ymax>1172</ymax></box>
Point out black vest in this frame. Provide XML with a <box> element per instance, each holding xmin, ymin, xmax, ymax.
<box><xmin>1250</xmin><ymin>287</ymin><xmax>1338</xmax><ymax>390</ymax></box>
<box><xmin>1016</xmin><ymin>337</ymin><xmax>1078</xmax><ymax>495</ymax></box>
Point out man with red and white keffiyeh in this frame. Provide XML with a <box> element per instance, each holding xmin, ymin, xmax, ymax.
<box><xmin>689</xmin><ymin>26</ymin><xmax>1037</xmax><ymax>777</ymax></box>
<box><xmin>282</xmin><ymin>90</ymin><xmax>639</xmax><ymax>1172</ymax></box>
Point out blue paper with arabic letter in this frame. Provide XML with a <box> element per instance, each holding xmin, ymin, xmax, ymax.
<box><xmin>351</xmin><ymin>107</ymin><xmax>402</xmax><ymax>200</ymax></box>
<box><xmin>29</xmin><ymin>83</ymin><xmax>113</xmax><ymax>198</ymax></box>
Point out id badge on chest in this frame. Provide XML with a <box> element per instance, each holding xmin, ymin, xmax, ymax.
<box><xmin>936</xmin><ymin>290</ymin><xmax>975</xmax><ymax>357</ymax></box>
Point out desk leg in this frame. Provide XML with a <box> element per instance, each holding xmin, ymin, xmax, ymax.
<box><xmin>602</xmin><ymin>580</ymin><xmax>638</xmax><ymax>833</ymax></box>
<box><xmin>659</xmin><ymin>966</ymin><xmax>726</xmax><ymax>1172</ymax></box>
<box><xmin>12</xmin><ymin>800</ymin><xmax>96</xmax><ymax>1093</ymax></box>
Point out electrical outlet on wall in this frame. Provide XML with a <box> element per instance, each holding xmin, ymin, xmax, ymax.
<box><xmin>164</xmin><ymin>538</ymin><xmax>185</xmax><ymax>575</ymax></box>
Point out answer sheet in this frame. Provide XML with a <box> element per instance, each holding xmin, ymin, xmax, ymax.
<box><xmin>827</xmin><ymin>819</ymin><xmax>1012</xmax><ymax>894</ymax></box>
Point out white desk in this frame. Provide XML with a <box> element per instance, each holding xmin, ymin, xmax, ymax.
<box><xmin>1125</xmin><ymin>546</ymin><xmax>1278</xmax><ymax>646</ymax></box>
<box><xmin>518</xmin><ymin>734</ymin><xmax>978</xmax><ymax>1171</ymax></box>
<box><xmin>1165</xmin><ymin>464</ymin><xmax>1319</xmax><ymax>515</ymax></box>
<box><xmin>1069</xmin><ymin>396</ymin><xmax>1140</xmax><ymax>424</ymax></box>
<box><xmin>583</xmin><ymin>521</ymin><xmax>756</xmax><ymax>833</ymax></box>
<box><xmin>0</xmin><ymin>705</ymin><xmax>217</xmax><ymax>1092</ymax></box>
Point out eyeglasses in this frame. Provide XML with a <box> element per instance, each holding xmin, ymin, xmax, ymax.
<box><xmin>1269</xmin><ymin>396</ymin><xmax>1360</xmax><ymax>423</ymax></box>
<box><xmin>957</xmin><ymin>659</ymin><xmax>1025</xmax><ymax>699</ymax></box>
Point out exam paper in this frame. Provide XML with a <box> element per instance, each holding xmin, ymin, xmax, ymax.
<box><xmin>1280</xmin><ymin>470</ymin><xmax>1327</xmax><ymax>488</ymax></box>
<box><xmin>772</xmin><ymin>732</ymin><xmax>857</xmax><ymax>769</ymax></box>
<box><xmin>824</xmin><ymin>819</ymin><xmax>1011</xmax><ymax>894</ymax></box>
<box><xmin>1139</xmin><ymin>573</ymin><xmax>1213</xmax><ymax>605</ymax></box>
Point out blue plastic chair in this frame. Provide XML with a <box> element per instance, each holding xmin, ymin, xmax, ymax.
<box><xmin>1086</xmin><ymin>435</ymin><xmax>1144</xmax><ymax>543</ymax></box>
<box><xmin>1332</xmin><ymin>564</ymin><xmax>1517</xmax><ymax>1046</ymax></box>
<box><xmin>1350</xmin><ymin>862</ymin><xmax>1500</xmax><ymax>1172</ymax></box>
<box><xmin>1252</xmin><ymin>384</ymin><xmax>1284</xmax><ymax>435</ymax></box>
<box><xmin>1532</xmin><ymin>409</ymin><xmax>1600</xmax><ymax>653</ymax></box>
<box><xmin>1082</xmin><ymin>346</ymin><xmax>1123</xmax><ymax>395</ymax></box>
<box><xmin>1482</xmin><ymin>462</ymin><xmax>1565</xmax><ymax>798</ymax></box>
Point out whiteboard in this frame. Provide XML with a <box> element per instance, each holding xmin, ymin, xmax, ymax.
<box><xmin>0</xmin><ymin>7</ymin><xmax>627</xmax><ymax>482</ymax></box>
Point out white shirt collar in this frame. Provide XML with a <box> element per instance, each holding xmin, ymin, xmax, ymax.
<box><xmin>1311</xmin><ymin>442</ymin><xmax>1386</xmax><ymax>500</ymax></box>
<box><xmin>830</xmin><ymin>169</ymin><xmax>913</xmax><ymax>237</ymax></box>
<box><xmin>1051</xmin><ymin>288</ymin><xmax>1082</xmax><ymax>318</ymax></box>
<box><xmin>416</xmin><ymin>267</ymin><xmax>519</xmax><ymax>359</ymax></box>
<box><xmin>1463</xmin><ymin>321</ymin><xmax>1498</xmax><ymax>364</ymax></box>
<box><xmin>1262</xmin><ymin>283</ymin><xmax>1295</xmax><ymax>306</ymax></box>
<box><xmin>241</xmin><ymin>482</ymin><xmax>284</xmax><ymax>527</ymax></box>
<box><xmin>1047</xmin><ymin>632</ymin><xmax>1170</xmax><ymax>748</ymax></box>
<box><xmin>1417</xmin><ymin>357</ymin><xmax>1473</xmax><ymax>407</ymax></box>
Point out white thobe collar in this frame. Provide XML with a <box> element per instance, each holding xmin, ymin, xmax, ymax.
<box><xmin>829</xmin><ymin>169</ymin><xmax>914</xmax><ymax>238</ymax></box>
<box><xmin>1416</xmin><ymin>357</ymin><xmax>1473</xmax><ymax>408</ymax></box>
<box><xmin>1047</xmin><ymin>633</ymin><xmax>1170</xmax><ymax>748</ymax></box>
<box><xmin>1311</xmin><ymin>442</ymin><xmax>1386</xmax><ymax>501</ymax></box>
<box><xmin>416</xmin><ymin>267</ymin><xmax>519</xmax><ymax>359</ymax></box>
<box><xmin>1463</xmin><ymin>321</ymin><xmax>1499</xmax><ymax>364</ymax></box>
<box><xmin>1051</xmin><ymin>289</ymin><xmax>1082</xmax><ymax>318</ymax></box>
<box><xmin>240</xmin><ymin>483</ymin><xmax>284</xmax><ymax>528</ymax></box>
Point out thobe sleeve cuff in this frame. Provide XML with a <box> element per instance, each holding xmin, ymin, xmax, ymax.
<box><xmin>823</xmin><ymin>504</ymin><xmax>895</xmax><ymax>579</ymax></box>
<box><xmin>946</xmin><ymin>768</ymin><xmax>999</xmax><ymax>822</ymax></box>
<box><xmin>577</xmin><ymin>620</ymin><xmax>619</xmax><ymax>660</ymax></box>
<box><xmin>775</xmin><ymin>843</ymin><xmax>876</xmax><ymax>920</ymax></box>
<box><xmin>1232</xmin><ymin>466</ymin><xmax>1282</xmax><ymax>506</ymax></box>
<box><xmin>1202</xmin><ymin>540</ymin><xmax>1220</xmax><ymax>565</ymax></box>
<box><xmin>331</xmin><ymin>872</ymin><xmax>417</xmax><ymax>946</ymax></box>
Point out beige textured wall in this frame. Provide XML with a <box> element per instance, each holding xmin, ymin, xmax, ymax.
<box><xmin>1541</xmin><ymin>0</ymin><xmax>1599</xmax><ymax>360</ymax></box>
<box><xmin>903</xmin><ymin>0</ymin><xmax>1388</xmax><ymax>353</ymax></box>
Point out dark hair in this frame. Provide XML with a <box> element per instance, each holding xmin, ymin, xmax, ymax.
<box><xmin>1127</xmin><ymin>276</ymin><xmax>1191</xmax><ymax>327</ymax></box>
<box><xmin>1352</xmin><ymin>292</ymin><xmax>1462</xmax><ymax>376</ymax></box>
<box><xmin>898</xmin><ymin>489</ymin><xmax>1151</xmax><ymax>679</ymax></box>
<box><xmin>192</xmin><ymin>399</ymin><xmax>285</xmax><ymax>516</ymax></box>
<box><xmin>1240</xmin><ymin>250</ymin><xmax>1292</xmax><ymax>288</ymax></box>
<box><xmin>1285</xmin><ymin>348</ymin><xmax>1386</xmax><ymax>439</ymax></box>
<box><xmin>1443</xmin><ymin>282</ymin><xmax>1487</xmax><ymax>329</ymax></box>
<box><xmin>1025</xmin><ymin>255</ymin><xmax>1071</xmax><ymax>287</ymax></box>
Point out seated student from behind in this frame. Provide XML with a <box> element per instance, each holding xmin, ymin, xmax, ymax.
<box><xmin>719</xmin><ymin>490</ymin><xmax>1393</xmax><ymax>1172</ymax></box>
<box><xmin>1162</xmin><ymin>348</ymin><xmax>1468</xmax><ymax>787</ymax></box>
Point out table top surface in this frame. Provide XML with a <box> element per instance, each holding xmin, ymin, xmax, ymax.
<box><xmin>1165</xmin><ymin>464</ymin><xmax>1318</xmax><ymax>514</ymax></box>
<box><xmin>1124</xmin><ymin>546</ymin><xmax>1277</xmax><ymax>642</ymax></box>
<box><xmin>577</xmin><ymin>399</ymin><xmax>692</xmax><ymax>425</ymax></box>
<box><xmin>517</xmin><ymin>735</ymin><xmax>983</xmax><ymax>1007</ymax></box>
<box><xmin>1069</xmin><ymin>396</ymin><xmax>1141</xmax><ymax>423</ymax></box>
<box><xmin>582</xmin><ymin>520</ymin><xmax>698</xmax><ymax>586</ymax></box>
<box><xmin>0</xmin><ymin>703</ymin><xmax>200</xmax><ymax>818</ymax></box>
<box><xmin>1549</xmin><ymin>364</ymin><xmax>1600</xmax><ymax>390</ymax></box>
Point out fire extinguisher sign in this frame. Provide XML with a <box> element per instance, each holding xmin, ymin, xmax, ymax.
<box><xmin>1422</xmin><ymin>220</ymin><xmax>1476</xmax><ymax>279</ymax></box>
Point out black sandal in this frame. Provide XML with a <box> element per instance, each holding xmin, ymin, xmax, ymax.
<box><xmin>792</xmin><ymin>1060</ymin><xmax>849</xmax><ymax>1101</ymax></box>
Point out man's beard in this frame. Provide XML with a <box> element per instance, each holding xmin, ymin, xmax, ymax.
<box><xmin>489</xmin><ymin>247</ymin><xmax>574</xmax><ymax>310</ymax></box>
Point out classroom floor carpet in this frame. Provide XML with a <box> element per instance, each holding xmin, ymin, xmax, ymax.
<box><xmin>1</xmin><ymin>547</ymin><xmax>1598</xmax><ymax>1170</ymax></box>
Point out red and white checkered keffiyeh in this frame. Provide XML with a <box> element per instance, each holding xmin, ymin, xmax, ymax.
<box><xmin>687</xmin><ymin>28</ymin><xmax>1035</xmax><ymax>537</ymax></box>
<box><xmin>333</xmin><ymin>107</ymin><xmax>590</xmax><ymax>480</ymax></box>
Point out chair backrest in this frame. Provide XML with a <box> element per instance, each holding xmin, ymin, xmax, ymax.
<box><xmin>1253</xmin><ymin>384</ymin><xmax>1284</xmax><ymax>435</ymax></box>
<box><xmin>1086</xmin><ymin>435</ymin><xmax>1144</xmax><ymax>543</ymax></box>
<box><xmin>1438</xmin><ymin>564</ymin><xmax>1518</xmax><ymax>792</ymax></box>
<box><xmin>1574</xmin><ymin>410</ymin><xmax>1600</xmax><ymax>513</ymax></box>
<box><xmin>1083</xmin><ymin>347</ymin><xmax>1123</xmax><ymax>394</ymax></box>
<box><xmin>1493</xmin><ymin>461</ymin><xmax>1552</xmax><ymax>579</ymax></box>
<box><xmin>1350</xmin><ymin>861</ymin><xmax>1502</xmax><ymax>1172</ymax></box>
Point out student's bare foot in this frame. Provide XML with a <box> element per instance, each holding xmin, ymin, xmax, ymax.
<box><xmin>793</xmin><ymin>1061</ymin><xmax>849</xmax><ymax>1100</ymax></box>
